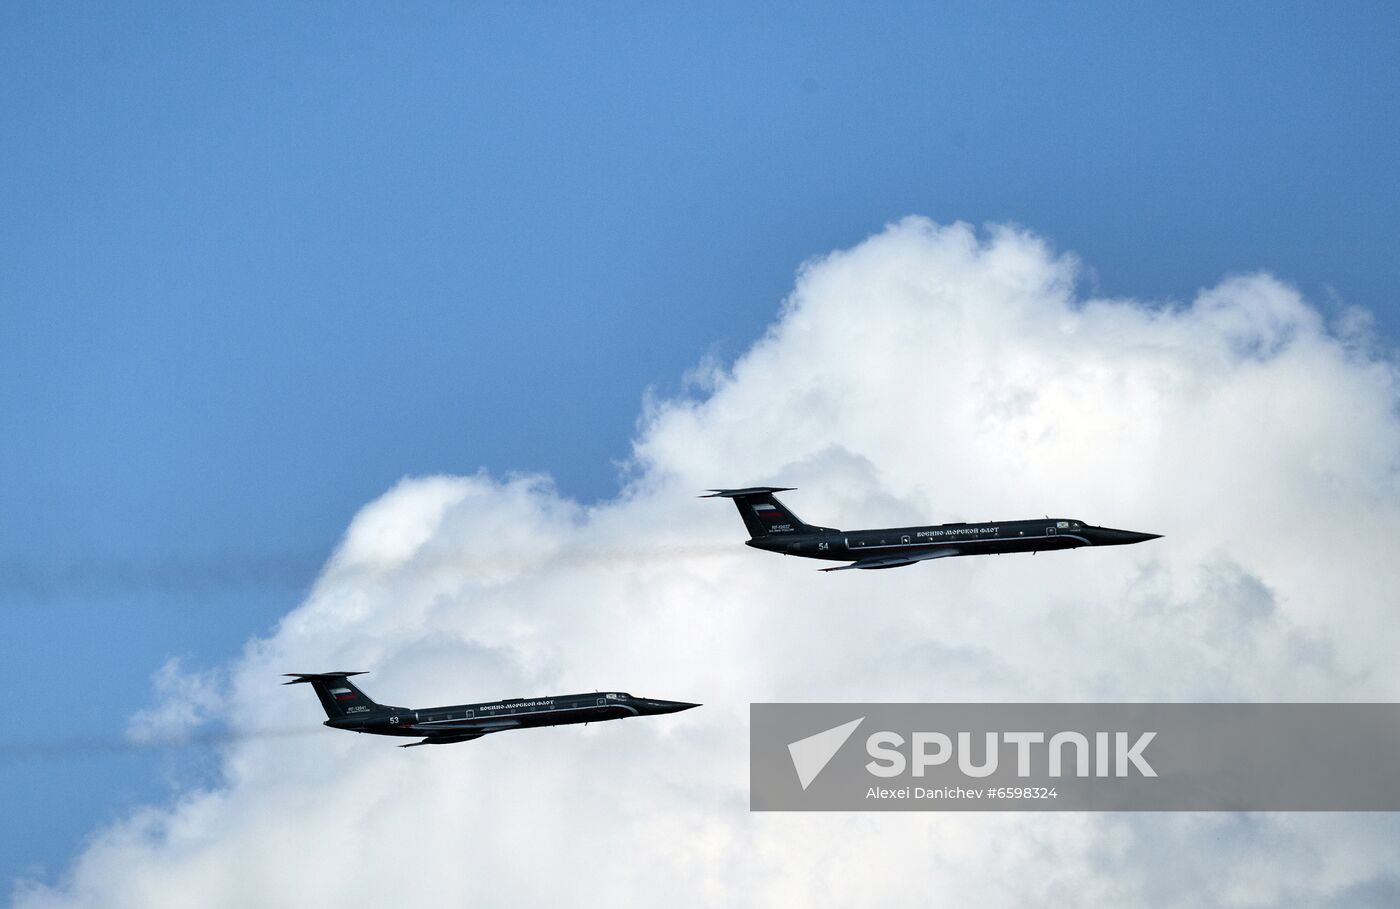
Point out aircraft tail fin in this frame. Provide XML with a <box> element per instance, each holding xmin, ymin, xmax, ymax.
<box><xmin>701</xmin><ymin>487</ymin><xmax>827</xmax><ymax>539</ymax></box>
<box><xmin>283</xmin><ymin>672</ymin><xmax>381</xmax><ymax>719</ymax></box>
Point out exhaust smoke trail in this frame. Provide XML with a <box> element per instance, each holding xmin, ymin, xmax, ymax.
<box><xmin>0</xmin><ymin>553</ymin><xmax>321</xmax><ymax>603</ymax></box>
<box><xmin>0</xmin><ymin>725</ymin><xmax>320</xmax><ymax>766</ymax></box>
<box><xmin>1</xmin><ymin>542</ymin><xmax>743</xmax><ymax>603</ymax></box>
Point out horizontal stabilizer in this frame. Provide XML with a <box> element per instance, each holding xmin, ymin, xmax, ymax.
<box><xmin>820</xmin><ymin>548</ymin><xmax>961</xmax><ymax>572</ymax></box>
<box><xmin>283</xmin><ymin>672</ymin><xmax>368</xmax><ymax>685</ymax></box>
<box><xmin>699</xmin><ymin>487</ymin><xmax>796</xmax><ymax>498</ymax></box>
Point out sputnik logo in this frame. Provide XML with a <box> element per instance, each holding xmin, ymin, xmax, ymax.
<box><xmin>787</xmin><ymin>717</ymin><xmax>865</xmax><ymax>790</ymax></box>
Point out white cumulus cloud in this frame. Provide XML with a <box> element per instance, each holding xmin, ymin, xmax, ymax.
<box><xmin>15</xmin><ymin>218</ymin><xmax>1400</xmax><ymax>908</ymax></box>
<box><xmin>125</xmin><ymin>659</ymin><xmax>225</xmax><ymax>748</ymax></box>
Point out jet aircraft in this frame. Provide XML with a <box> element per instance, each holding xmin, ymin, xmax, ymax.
<box><xmin>285</xmin><ymin>672</ymin><xmax>699</xmax><ymax>747</ymax></box>
<box><xmin>704</xmin><ymin>487</ymin><xmax>1160</xmax><ymax>571</ymax></box>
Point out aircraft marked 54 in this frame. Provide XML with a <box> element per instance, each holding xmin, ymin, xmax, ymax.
<box><xmin>703</xmin><ymin>487</ymin><xmax>1160</xmax><ymax>571</ymax></box>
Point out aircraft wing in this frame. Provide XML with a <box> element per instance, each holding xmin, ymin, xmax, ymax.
<box><xmin>410</xmin><ymin>718</ymin><xmax>522</xmax><ymax>734</ymax></box>
<box><xmin>471</xmin><ymin>719</ymin><xmax>524</xmax><ymax>732</ymax></box>
<box><xmin>398</xmin><ymin>720</ymin><xmax>528</xmax><ymax>746</ymax></box>
<box><xmin>400</xmin><ymin>732</ymin><xmax>489</xmax><ymax>748</ymax></box>
<box><xmin>820</xmin><ymin>548</ymin><xmax>961</xmax><ymax>571</ymax></box>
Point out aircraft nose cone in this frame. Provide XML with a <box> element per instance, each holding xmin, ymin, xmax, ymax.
<box><xmin>640</xmin><ymin>699</ymin><xmax>701</xmax><ymax>715</ymax></box>
<box><xmin>1093</xmin><ymin>527</ymin><xmax>1162</xmax><ymax>545</ymax></box>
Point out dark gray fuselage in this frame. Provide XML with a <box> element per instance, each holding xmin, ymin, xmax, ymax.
<box><xmin>326</xmin><ymin>691</ymin><xmax>696</xmax><ymax>741</ymax></box>
<box><xmin>747</xmin><ymin>517</ymin><xmax>1158</xmax><ymax>565</ymax></box>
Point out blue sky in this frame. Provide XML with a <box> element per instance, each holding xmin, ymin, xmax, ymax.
<box><xmin>3</xmin><ymin>1</ymin><xmax>1399</xmax><ymax>888</ymax></box>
